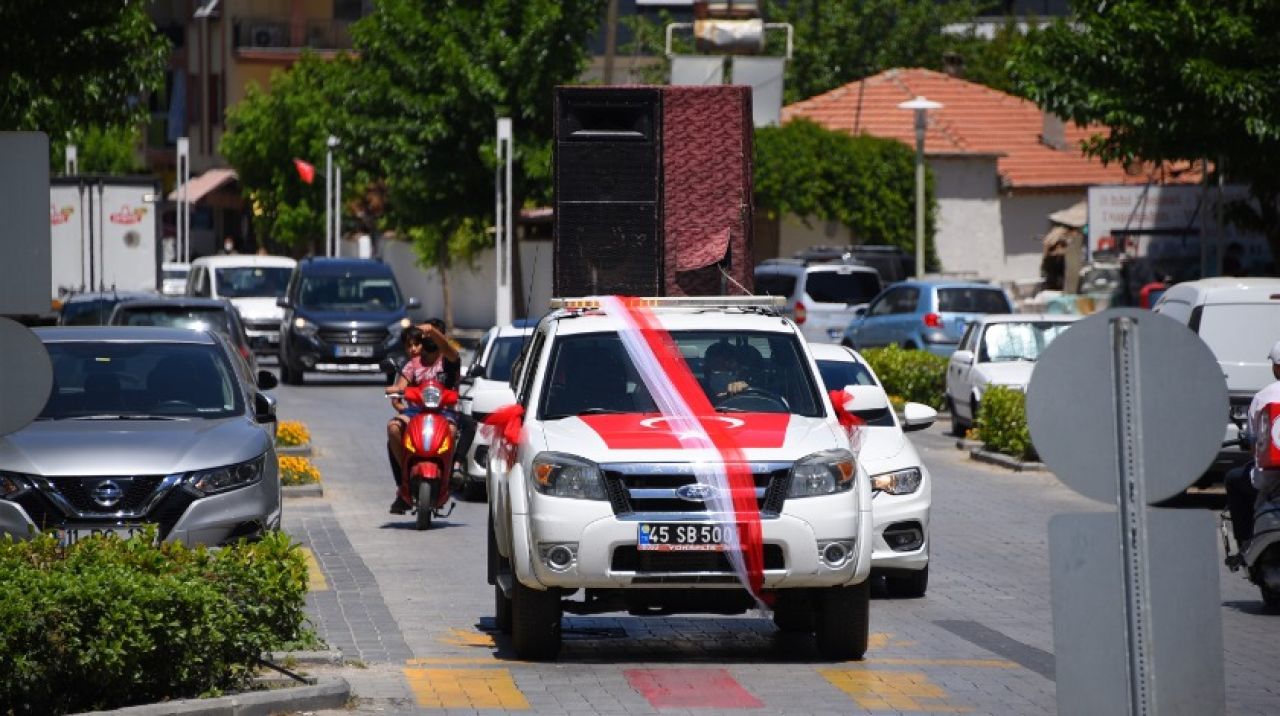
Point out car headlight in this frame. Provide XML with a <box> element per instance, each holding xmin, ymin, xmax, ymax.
<box><xmin>293</xmin><ymin>316</ymin><xmax>318</xmax><ymax>337</ymax></box>
<box><xmin>871</xmin><ymin>467</ymin><xmax>922</xmax><ymax>495</ymax></box>
<box><xmin>787</xmin><ymin>449</ymin><xmax>857</xmax><ymax>498</ymax></box>
<box><xmin>531</xmin><ymin>452</ymin><xmax>607</xmax><ymax>500</ymax></box>
<box><xmin>185</xmin><ymin>455</ymin><xmax>267</xmax><ymax>496</ymax></box>
<box><xmin>0</xmin><ymin>472</ymin><xmax>31</xmax><ymax>499</ymax></box>
<box><xmin>387</xmin><ymin>317</ymin><xmax>411</xmax><ymax>341</ymax></box>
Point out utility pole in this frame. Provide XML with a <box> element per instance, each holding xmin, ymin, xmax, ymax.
<box><xmin>603</xmin><ymin>0</ymin><xmax>619</xmax><ymax>84</ymax></box>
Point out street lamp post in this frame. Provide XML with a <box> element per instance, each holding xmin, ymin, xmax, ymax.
<box><xmin>326</xmin><ymin>135</ymin><xmax>340</xmax><ymax>257</ymax></box>
<box><xmin>898</xmin><ymin>96</ymin><xmax>942</xmax><ymax>278</ymax></box>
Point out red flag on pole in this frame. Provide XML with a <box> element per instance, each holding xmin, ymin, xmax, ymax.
<box><xmin>293</xmin><ymin>158</ymin><xmax>316</xmax><ymax>185</ymax></box>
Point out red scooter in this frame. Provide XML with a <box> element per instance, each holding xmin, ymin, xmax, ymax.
<box><xmin>389</xmin><ymin>381</ymin><xmax>458</xmax><ymax>530</ymax></box>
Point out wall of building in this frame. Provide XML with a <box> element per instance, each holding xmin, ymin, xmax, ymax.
<box><xmin>999</xmin><ymin>189</ymin><xmax>1084</xmax><ymax>282</ymax></box>
<box><xmin>931</xmin><ymin>156</ymin><xmax>1003</xmax><ymax>280</ymax></box>
<box><xmin>775</xmin><ymin>214</ymin><xmax>855</xmax><ymax>259</ymax></box>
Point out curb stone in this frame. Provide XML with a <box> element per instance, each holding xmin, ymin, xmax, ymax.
<box><xmin>955</xmin><ymin>437</ymin><xmax>982</xmax><ymax>451</ymax></box>
<box><xmin>276</xmin><ymin>443</ymin><xmax>313</xmax><ymax>457</ymax></box>
<box><xmin>75</xmin><ymin>676</ymin><xmax>349</xmax><ymax>716</ymax></box>
<box><xmin>970</xmin><ymin>448</ymin><xmax>1046</xmax><ymax>472</ymax></box>
<box><xmin>265</xmin><ymin>648</ymin><xmax>343</xmax><ymax>665</ymax></box>
<box><xmin>283</xmin><ymin>484</ymin><xmax>323</xmax><ymax>498</ymax></box>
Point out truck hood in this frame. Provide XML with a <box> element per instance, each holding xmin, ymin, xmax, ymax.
<box><xmin>0</xmin><ymin>419</ymin><xmax>271</xmax><ymax>477</ymax></box>
<box><xmin>229</xmin><ymin>296</ymin><xmax>284</xmax><ymax>322</ymax></box>
<box><xmin>537</xmin><ymin>412</ymin><xmax>843</xmax><ymax>465</ymax></box>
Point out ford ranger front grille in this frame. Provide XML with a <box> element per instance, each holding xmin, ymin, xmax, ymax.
<box><xmin>601</xmin><ymin>462</ymin><xmax>792</xmax><ymax>517</ymax></box>
<box><xmin>611</xmin><ymin>544</ymin><xmax>786</xmax><ymax>573</ymax></box>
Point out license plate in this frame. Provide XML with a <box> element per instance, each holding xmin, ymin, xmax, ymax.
<box><xmin>638</xmin><ymin>523</ymin><xmax>731</xmax><ymax>552</ymax></box>
<box><xmin>335</xmin><ymin>345</ymin><xmax>374</xmax><ymax>358</ymax></box>
<box><xmin>56</xmin><ymin>525</ymin><xmax>150</xmax><ymax>547</ymax></box>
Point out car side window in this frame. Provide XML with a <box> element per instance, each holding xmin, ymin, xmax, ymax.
<box><xmin>515</xmin><ymin>329</ymin><xmax>547</xmax><ymax>407</ymax></box>
<box><xmin>958</xmin><ymin>322</ymin><xmax>978</xmax><ymax>352</ymax></box>
<box><xmin>868</xmin><ymin>291</ymin><xmax>896</xmax><ymax>317</ymax></box>
<box><xmin>889</xmin><ymin>287</ymin><xmax>920</xmax><ymax>314</ymax></box>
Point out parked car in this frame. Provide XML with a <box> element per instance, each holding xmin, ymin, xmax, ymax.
<box><xmin>457</xmin><ymin>320</ymin><xmax>536</xmax><ymax>500</ymax></box>
<box><xmin>56</xmin><ymin>290</ymin><xmax>156</xmax><ymax>326</ymax></box>
<box><xmin>161</xmin><ymin>262</ymin><xmax>190</xmax><ymax>296</ymax></box>
<box><xmin>108</xmin><ymin>297</ymin><xmax>257</xmax><ymax>374</ymax></box>
<box><xmin>810</xmin><ymin>342</ymin><xmax>936</xmax><ymax>597</ymax></box>
<box><xmin>276</xmin><ymin>257</ymin><xmax>420</xmax><ymax>385</ymax></box>
<box><xmin>0</xmin><ymin>326</ymin><xmax>281</xmax><ymax>546</ymax></box>
<box><xmin>945</xmin><ymin>315</ymin><xmax>1078</xmax><ymax>436</ymax></box>
<box><xmin>1154</xmin><ymin>277</ymin><xmax>1280</xmax><ymax>477</ymax></box>
<box><xmin>843</xmin><ymin>280</ymin><xmax>1014</xmax><ymax>356</ymax></box>
<box><xmin>187</xmin><ymin>255</ymin><xmax>296</xmax><ymax>354</ymax></box>
<box><xmin>754</xmin><ymin>258</ymin><xmax>883</xmax><ymax>344</ymax></box>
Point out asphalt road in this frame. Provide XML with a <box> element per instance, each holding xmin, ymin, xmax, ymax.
<box><xmin>275</xmin><ymin>371</ymin><xmax>1279</xmax><ymax>715</ymax></box>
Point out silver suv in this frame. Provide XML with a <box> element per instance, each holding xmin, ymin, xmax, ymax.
<box><xmin>754</xmin><ymin>259</ymin><xmax>882</xmax><ymax>344</ymax></box>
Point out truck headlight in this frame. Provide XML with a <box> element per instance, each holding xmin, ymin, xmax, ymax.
<box><xmin>871</xmin><ymin>467</ymin><xmax>922</xmax><ymax>495</ymax></box>
<box><xmin>185</xmin><ymin>455</ymin><xmax>267</xmax><ymax>496</ymax></box>
<box><xmin>787</xmin><ymin>449</ymin><xmax>857</xmax><ymax>498</ymax></box>
<box><xmin>293</xmin><ymin>316</ymin><xmax>318</xmax><ymax>337</ymax></box>
<box><xmin>531</xmin><ymin>452</ymin><xmax>607</xmax><ymax>500</ymax></box>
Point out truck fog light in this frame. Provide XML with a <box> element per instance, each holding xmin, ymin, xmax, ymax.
<box><xmin>818</xmin><ymin>540</ymin><xmax>854</xmax><ymax>568</ymax></box>
<box><xmin>540</xmin><ymin>543</ymin><xmax>578</xmax><ymax>572</ymax></box>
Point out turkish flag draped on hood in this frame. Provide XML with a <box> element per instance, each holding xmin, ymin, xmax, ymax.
<box><xmin>293</xmin><ymin>158</ymin><xmax>316</xmax><ymax>185</ymax></box>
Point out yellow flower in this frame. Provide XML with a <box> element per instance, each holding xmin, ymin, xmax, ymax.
<box><xmin>278</xmin><ymin>455</ymin><xmax>321</xmax><ymax>486</ymax></box>
<box><xmin>275</xmin><ymin>421</ymin><xmax>311</xmax><ymax>447</ymax></box>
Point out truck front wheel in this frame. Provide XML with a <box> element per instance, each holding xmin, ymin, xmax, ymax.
<box><xmin>814</xmin><ymin>581</ymin><xmax>870</xmax><ymax>660</ymax></box>
<box><xmin>511</xmin><ymin>581</ymin><xmax>562</xmax><ymax>660</ymax></box>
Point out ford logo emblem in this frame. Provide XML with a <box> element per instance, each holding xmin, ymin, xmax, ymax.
<box><xmin>675</xmin><ymin>483</ymin><xmax>717</xmax><ymax>502</ymax></box>
<box><xmin>91</xmin><ymin>480</ymin><xmax>124</xmax><ymax>509</ymax></box>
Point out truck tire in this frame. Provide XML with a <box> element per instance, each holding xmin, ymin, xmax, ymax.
<box><xmin>884</xmin><ymin>565</ymin><xmax>929</xmax><ymax>598</ymax></box>
<box><xmin>511</xmin><ymin>581</ymin><xmax>562</xmax><ymax>660</ymax></box>
<box><xmin>772</xmin><ymin>590</ymin><xmax>815</xmax><ymax>633</ymax></box>
<box><xmin>814</xmin><ymin>581</ymin><xmax>870</xmax><ymax>660</ymax></box>
<box><xmin>495</xmin><ymin>584</ymin><xmax>513</xmax><ymax>634</ymax></box>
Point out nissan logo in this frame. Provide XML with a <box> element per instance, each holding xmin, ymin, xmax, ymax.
<box><xmin>91</xmin><ymin>480</ymin><xmax>124</xmax><ymax>509</ymax></box>
<box><xmin>675</xmin><ymin>483</ymin><xmax>717</xmax><ymax>502</ymax></box>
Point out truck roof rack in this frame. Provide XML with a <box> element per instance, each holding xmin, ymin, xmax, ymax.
<box><xmin>550</xmin><ymin>296</ymin><xmax>785</xmax><ymax>310</ymax></box>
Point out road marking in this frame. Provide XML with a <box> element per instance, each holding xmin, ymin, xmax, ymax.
<box><xmin>407</xmin><ymin>657</ymin><xmax>504</xmax><ymax>666</ymax></box>
<box><xmin>438</xmin><ymin>627</ymin><xmax>495</xmax><ymax>648</ymax></box>
<box><xmin>404</xmin><ymin>667</ymin><xmax>529</xmax><ymax>710</ymax></box>
<box><xmin>865</xmin><ymin>658</ymin><xmax>1017</xmax><ymax>668</ymax></box>
<box><xmin>297</xmin><ymin>547</ymin><xmax>328</xmax><ymax>592</ymax></box>
<box><xmin>868</xmin><ymin>632</ymin><xmax>917</xmax><ymax>649</ymax></box>
<box><xmin>820</xmin><ymin>669</ymin><xmax>971</xmax><ymax>712</ymax></box>
<box><xmin>625</xmin><ymin>668</ymin><xmax>764</xmax><ymax>708</ymax></box>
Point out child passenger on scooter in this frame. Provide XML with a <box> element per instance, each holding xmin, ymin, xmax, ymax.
<box><xmin>385</xmin><ymin>321</ymin><xmax>461</xmax><ymax>514</ymax></box>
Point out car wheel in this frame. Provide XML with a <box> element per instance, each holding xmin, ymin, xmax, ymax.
<box><xmin>495</xmin><ymin>583</ymin><xmax>513</xmax><ymax>634</ymax></box>
<box><xmin>280</xmin><ymin>360</ymin><xmax>303</xmax><ymax>386</ymax></box>
<box><xmin>415</xmin><ymin>481</ymin><xmax>433</xmax><ymax>531</ymax></box>
<box><xmin>946</xmin><ymin>397</ymin><xmax>966</xmax><ymax>437</ymax></box>
<box><xmin>902</xmin><ymin>341</ymin><xmax>918</xmax><ymax>350</ymax></box>
<box><xmin>1262</xmin><ymin>583</ymin><xmax>1280</xmax><ymax>612</ymax></box>
<box><xmin>814</xmin><ymin>581</ymin><xmax>870</xmax><ymax>660</ymax></box>
<box><xmin>884</xmin><ymin>565</ymin><xmax>929</xmax><ymax>598</ymax></box>
<box><xmin>511</xmin><ymin>581</ymin><xmax>562</xmax><ymax>660</ymax></box>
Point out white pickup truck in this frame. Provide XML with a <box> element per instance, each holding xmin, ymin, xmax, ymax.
<box><xmin>487</xmin><ymin>297</ymin><xmax>873</xmax><ymax>660</ymax></box>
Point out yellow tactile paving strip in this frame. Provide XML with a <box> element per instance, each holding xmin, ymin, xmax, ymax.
<box><xmin>819</xmin><ymin>669</ymin><xmax>972</xmax><ymax>713</ymax></box>
<box><xmin>404</xmin><ymin>667</ymin><xmax>530</xmax><ymax>710</ymax></box>
<box><xmin>297</xmin><ymin>546</ymin><xmax>328</xmax><ymax>592</ymax></box>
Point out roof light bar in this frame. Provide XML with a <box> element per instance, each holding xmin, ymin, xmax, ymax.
<box><xmin>550</xmin><ymin>296</ymin><xmax>786</xmax><ymax>310</ymax></box>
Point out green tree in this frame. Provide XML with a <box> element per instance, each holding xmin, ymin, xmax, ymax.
<box><xmin>220</xmin><ymin>54</ymin><xmax>355</xmax><ymax>253</ymax></box>
<box><xmin>1013</xmin><ymin>1</ymin><xmax>1280</xmax><ymax>266</ymax></box>
<box><xmin>49</xmin><ymin>125</ymin><xmax>146</xmax><ymax>175</ymax></box>
<box><xmin>347</xmin><ymin>0</ymin><xmax>604</xmax><ymax>327</ymax></box>
<box><xmin>755</xmin><ymin>119</ymin><xmax>937</xmax><ymax>267</ymax></box>
<box><xmin>0</xmin><ymin>0</ymin><xmax>168</xmax><ymax>139</ymax></box>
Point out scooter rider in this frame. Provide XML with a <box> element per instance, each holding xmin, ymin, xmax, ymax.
<box><xmin>1226</xmin><ymin>340</ymin><xmax>1280</xmax><ymax>547</ymax></box>
<box><xmin>385</xmin><ymin>318</ymin><xmax>461</xmax><ymax>514</ymax></box>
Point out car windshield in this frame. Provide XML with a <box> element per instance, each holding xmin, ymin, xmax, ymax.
<box><xmin>299</xmin><ymin>275</ymin><xmax>401</xmax><ymax>311</ymax></box>
<box><xmin>39</xmin><ymin>341</ymin><xmax>243</xmax><ymax>419</ymax></box>
<box><xmin>980</xmin><ymin>322</ymin><xmax>1073</xmax><ymax>362</ymax></box>
<box><xmin>113</xmin><ymin>307</ymin><xmax>234</xmax><ymax>336</ymax></box>
<box><xmin>806</xmin><ymin>271</ymin><xmax>881</xmax><ymax>304</ymax></box>
<box><xmin>486</xmin><ymin>336</ymin><xmax>527</xmax><ymax>382</ymax></box>
<box><xmin>540</xmin><ymin>330</ymin><xmax>824</xmax><ymax>419</ymax></box>
<box><xmin>60</xmin><ymin>299</ymin><xmax>116</xmax><ymax>326</ymax></box>
<box><xmin>815</xmin><ymin>358</ymin><xmax>893</xmax><ymax>427</ymax></box>
<box><xmin>937</xmin><ymin>287</ymin><xmax>1011</xmax><ymax>314</ymax></box>
<box><xmin>215</xmin><ymin>266</ymin><xmax>291</xmax><ymax>298</ymax></box>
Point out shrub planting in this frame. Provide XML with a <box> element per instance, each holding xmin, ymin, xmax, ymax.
<box><xmin>975</xmin><ymin>386</ymin><xmax>1036</xmax><ymax>461</ymax></box>
<box><xmin>860</xmin><ymin>345</ymin><xmax>948</xmax><ymax>410</ymax></box>
<box><xmin>278</xmin><ymin>456</ymin><xmax>322</xmax><ymax>486</ymax></box>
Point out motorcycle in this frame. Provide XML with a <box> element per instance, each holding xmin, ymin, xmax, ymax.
<box><xmin>388</xmin><ymin>381</ymin><xmax>458</xmax><ymax>530</ymax></box>
<box><xmin>1220</xmin><ymin>436</ymin><xmax>1280</xmax><ymax>611</ymax></box>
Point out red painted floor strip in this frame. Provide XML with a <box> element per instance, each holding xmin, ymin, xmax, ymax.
<box><xmin>625</xmin><ymin>668</ymin><xmax>764</xmax><ymax>708</ymax></box>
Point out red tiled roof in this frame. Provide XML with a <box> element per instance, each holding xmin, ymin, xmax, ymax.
<box><xmin>782</xmin><ymin>68</ymin><xmax>1199</xmax><ymax>189</ymax></box>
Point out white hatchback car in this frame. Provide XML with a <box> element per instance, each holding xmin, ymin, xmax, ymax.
<box><xmin>458</xmin><ymin>321</ymin><xmax>536</xmax><ymax>500</ymax></box>
<box><xmin>809</xmin><ymin>343</ymin><xmax>936</xmax><ymax>597</ymax></box>
<box><xmin>945</xmin><ymin>314</ymin><xmax>1078</xmax><ymax>437</ymax></box>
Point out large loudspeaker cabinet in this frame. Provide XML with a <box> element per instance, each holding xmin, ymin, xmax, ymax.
<box><xmin>553</xmin><ymin>85</ymin><xmax>754</xmax><ymax>298</ymax></box>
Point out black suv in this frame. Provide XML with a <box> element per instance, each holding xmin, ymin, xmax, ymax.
<box><xmin>276</xmin><ymin>258</ymin><xmax>420</xmax><ymax>385</ymax></box>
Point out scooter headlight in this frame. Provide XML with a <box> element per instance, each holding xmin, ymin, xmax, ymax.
<box><xmin>422</xmin><ymin>386</ymin><xmax>443</xmax><ymax>409</ymax></box>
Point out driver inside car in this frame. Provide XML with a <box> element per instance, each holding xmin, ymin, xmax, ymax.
<box><xmin>703</xmin><ymin>341</ymin><xmax>752</xmax><ymax>398</ymax></box>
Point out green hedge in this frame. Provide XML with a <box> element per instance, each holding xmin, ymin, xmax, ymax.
<box><xmin>976</xmin><ymin>386</ymin><xmax>1036</xmax><ymax>461</ymax></box>
<box><xmin>860</xmin><ymin>345</ymin><xmax>948</xmax><ymax>410</ymax></box>
<box><xmin>0</xmin><ymin>530</ymin><xmax>314</xmax><ymax>715</ymax></box>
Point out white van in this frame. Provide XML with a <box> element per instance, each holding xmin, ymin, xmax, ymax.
<box><xmin>754</xmin><ymin>259</ymin><xmax>883</xmax><ymax>345</ymax></box>
<box><xmin>1154</xmin><ymin>277</ymin><xmax>1280</xmax><ymax>475</ymax></box>
<box><xmin>187</xmin><ymin>255</ymin><xmax>297</xmax><ymax>353</ymax></box>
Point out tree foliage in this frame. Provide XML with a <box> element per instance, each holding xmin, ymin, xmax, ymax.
<box><xmin>49</xmin><ymin>125</ymin><xmax>146</xmax><ymax>175</ymax></box>
<box><xmin>1013</xmin><ymin>1</ymin><xmax>1280</xmax><ymax>264</ymax></box>
<box><xmin>755</xmin><ymin>119</ymin><xmax>936</xmax><ymax>265</ymax></box>
<box><xmin>0</xmin><ymin>0</ymin><xmax>168</xmax><ymax>140</ymax></box>
<box><xmin>220</xmin><ymin>54</ymin><xmax>355</xmax><ymax>253</ymax></box>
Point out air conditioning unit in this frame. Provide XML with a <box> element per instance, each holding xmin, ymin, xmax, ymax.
<box><xmin>250</xmin><ymin>24</ymin><xmax>286</xmax><ymax>48</ymax></box>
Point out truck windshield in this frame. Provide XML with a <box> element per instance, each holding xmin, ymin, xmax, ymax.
<box><xmin>215</xmin><ymin>267</ymin><xmax>292</xmax><ymax>298</ymax></box>
<box><xmin>540</xmin><ymin>330</ymin><xmax>824</xmax><ymax>419</ymax></box>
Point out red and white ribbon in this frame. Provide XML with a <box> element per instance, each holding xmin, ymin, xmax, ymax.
<box><xmin>599</xmin><ymin>296</ymin><xmax>768</xmax><ymax>607</ymax></box>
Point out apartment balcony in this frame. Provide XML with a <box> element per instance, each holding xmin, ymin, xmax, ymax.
<box><xmin>232</xmin><ymin>17</ymin><xmax>355</xmax><ymax>53</ymax></box>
